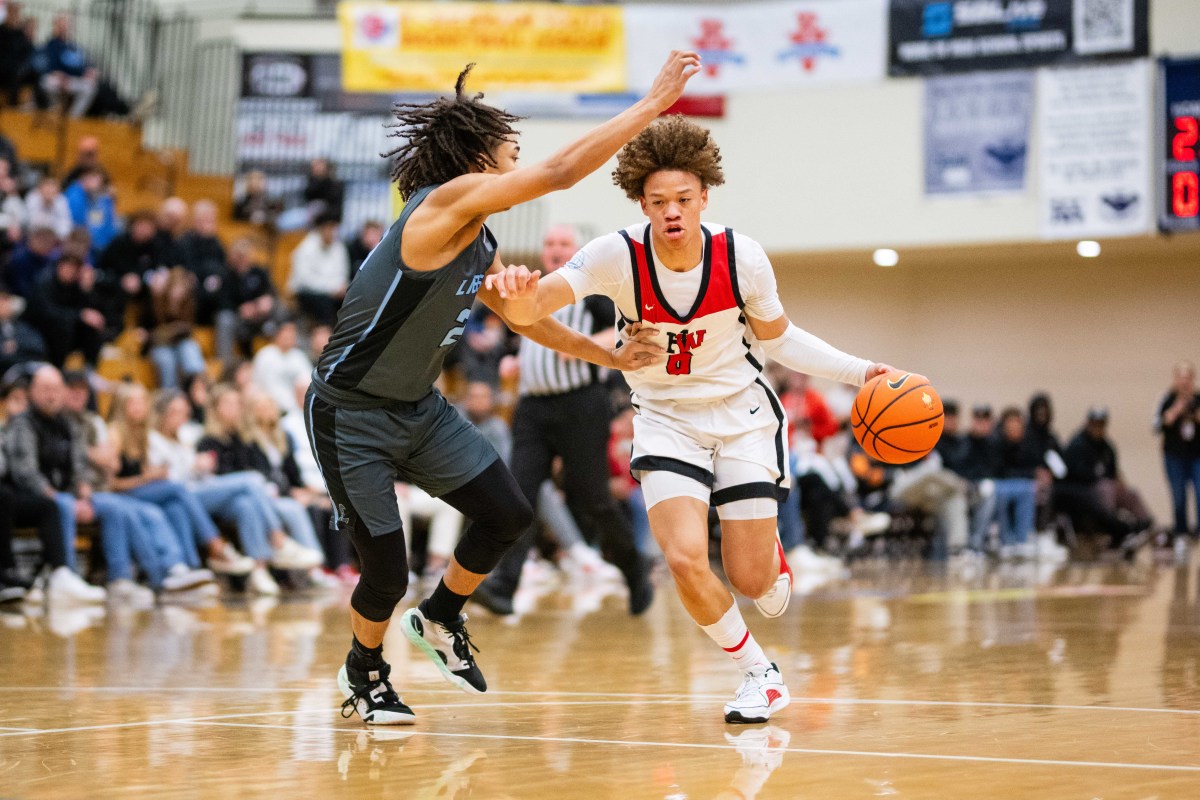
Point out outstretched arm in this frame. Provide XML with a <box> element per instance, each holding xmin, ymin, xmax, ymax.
<box><xmin>429</xmin><ymin>51</ymin><xmax>700</xmax><ymax>225</ymax></box>
<box><xmin>477</xmin><ymin>262</ymin><xmax>663</xmax><ymax>371</ymax></box>
<box><xmin>747</xmin><ymin>313</ymin><xmax>892</xmax><ymax>386</ymax></box>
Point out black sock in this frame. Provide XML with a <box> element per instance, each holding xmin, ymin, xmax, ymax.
<box><xmin>347</xmin><ymin>636</ymin><xmax>384</xmax><ymax>671</ymax></box>
<box><xmin>423</xmin><ymin>580</ymin><xmax>468</xmax><ymax>624</ymax></box>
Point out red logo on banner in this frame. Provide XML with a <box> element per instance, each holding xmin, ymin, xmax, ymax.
<box><xmin>692</xmin><ymin>20</ymin><xmax>733</xmax><ymax>77</ymax></box>
<box><xmin>359</xmin><ymin>13</ymin><xmax>390</xmax><ymax>43</ymax></box>
<box><xmin>788</xmin><ymin>13</ymin><xmax>828</xmax><ymax>72</ymax></box>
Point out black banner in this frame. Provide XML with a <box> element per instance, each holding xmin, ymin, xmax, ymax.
<box><xmin>888</xmin><ymin>0</ymin><xmax>1149</xmax><ymax>76</ymax></box>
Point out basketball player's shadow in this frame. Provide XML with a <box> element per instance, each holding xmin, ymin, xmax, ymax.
<box><xmin>714</xmin><ymin>724</ymin><xmax>792</xmax><ymax>800</ymax></box>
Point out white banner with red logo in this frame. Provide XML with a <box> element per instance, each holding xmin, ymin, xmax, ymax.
<box><xmin>625</xmin><ymin>0</ymin><xmax>888</xmax><ymax>93</ymax></box>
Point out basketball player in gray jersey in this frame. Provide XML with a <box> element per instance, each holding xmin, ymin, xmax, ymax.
<box><xmin>304</xmin><ymin>53</ymin><xmax>700</xmax><ymax>725</ymax></box>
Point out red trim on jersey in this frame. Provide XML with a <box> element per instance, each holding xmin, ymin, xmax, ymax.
<box><xmin>630</xmin><ymin>228</ymin><xmax>739</xmax><ymax>324</ymax></box>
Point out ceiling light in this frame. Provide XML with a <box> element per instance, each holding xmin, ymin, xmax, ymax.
<box><xmin>873</xmin><ymin>248</ymin><xmax>899</xmax><ymax>267</ymax></box>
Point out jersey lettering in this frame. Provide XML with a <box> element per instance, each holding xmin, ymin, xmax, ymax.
<box><xmin>439</xmin><ymin>308</ymin><xmax>472</xmax><ymax>347</ymax></box>
<box><xmin>456</xmin><ymin>274</ymin><xmax>485</xmax><ymax>296</ymax></box>
<box><xmin>664</xmin><ymin>328</ymin><xmax>706</xmax><ymax>375</ymax></box>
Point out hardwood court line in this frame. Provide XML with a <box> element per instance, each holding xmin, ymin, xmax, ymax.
<box><xmin>0</xmin><ymin>686</ymin><xmax>1196</xmax><ymax>716</ymax></box>
<box><xmin>174</xmin><ymin>721</ymin><xmax>1200</xmax><ymax>774</ymax></box>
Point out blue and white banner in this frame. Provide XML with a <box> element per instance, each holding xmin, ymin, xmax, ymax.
<box><xmin>1038</xmin><ymin>59</ymin><xmax>1152</xmax><ymax>239</ymax></box>
<box><xmin>625</xmin><ymin>0</ymin><xmax>888</xmax><ymax>93</ymax></box>
<box><xmin>924</xmin><ymin>70</ymin><xmax>1033</xmax><ymax>195</ymax></box>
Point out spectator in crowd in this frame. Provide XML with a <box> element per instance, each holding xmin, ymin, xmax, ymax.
<box><xmin>154</xmin><ymin>197</ymin><xmax>189</xmax><ymax>266</ymax></box>
<box><xmin>27</xmin><ymin>253</ymin><xmax>108</xmax><ymax>366</ymax></box>
<box><xmin>34</xmin><ymin>14</ymin><xmax>98</xmax><ymax>117</ymax></box>
<box><xmin>0</xmin><ymin>126</ymin><xmax>16</xmax><ymax>166</ymax></box>
<box><xmin>0</xmin><ymin>280</ymin><xmax>45</xmax><ymax>375</ymax></box>
<box><xmin>459</xmin><ymin>306</ymin><xmax>511</xmax><ymax>388</ymax></box>
<box><xmin>96</xmin><ymin>208</ymin><xmax>161</xmax><ymax>316</ymax></box>
<box><xmin>0</xmin><ymin>4</ymin><xmax>36</xmax><ymax>108</ymax></box>
<box><xmin>0</xmin><ymin>167</ymin><xmax>27</xmax><ymax>242</ymax></box>
<box><xmin>24</xmin><ymin>177</ymin><xmax>72</xmax><ymax>240</ymax></box>
<box><xmin>1</xmin><ymin>367</ymin><xmax>31</xmax><ymax>422</ymax></box>
<box><xmin>1025</xmin><ymin>392</ymin><xmax>1068</xmax><ymax>529</ymax></box>
<box><xmin>251</xmin><ymin>318</ymin><xmax>311</xmax><ymax>416</ymax></box>
<box><xmin>3</xmin><ymin>365</ymin><xmax>188</xmax><ymax>604</ymax></box>
<box><xmin>774</xmin><ymin>366</ymin><xmax>839</xmax><ymax>447</ymax></box>
<box><xmin>106</xmin><ymin>382</ymin><xmax>252</xmax><ymax>578</ymax></box>
<box><xmin>346</xmin><ymin>219</ymin><xmax>384</xmax><ymax>279</ymax></box>
<box><xmin>62</xmin><ymin>136</ymin><xmax>109</xmax><ymax>188</ymax></box>
<box><xmin>302</xmin><ymin>158</ymin><xmax>345</xmax><ymax>219</ymax></box>
<box><xmin>150</xmin><ymin>388</ymin><xmax>303</xmax><ymax>595</ymax></box>
<box><xmin>241</xmin><ymin>388</ymin><xmax>335</xmax><ymax>586</ymax></box>
<box><xmin>178</xmin><ymin>199</ymin><xmax>228</xmax><ymax>327</ymax></box>
<box><xmin>64</xmin><ymin>167</ymin><xmax>117</xmax><ymax>254</ymax></box>
<box><xmin>987</xmin><ymin>407</ymin><xmax>1040</xmax><ymax>560</ymax></box>
<box><xmin>144</xmin><ymin>266</ymin><xmax>206</xmax><ymax>390</ymax></box>
<box><xmin>888</xmin><ymin>449</ymin><xmax>970</xmax><ymax>559</ymax></box>
<box><xmin>934</xmin><ymin>400</ymin><xmax>969</xmax><ymax>472</ymax></box>
<box><xmin>1156</xmin><ymin>360</ymin><xmax>1199</xmax><ymax>538</ymax></box>
<box><xmin>4</xmin><ymin>225</ymin><xmax>57</xmax><ymax>298</ymax></box>
<box><xmin>216</xmin><ymin>238</ymin><xmax>277</xmax><ymax>361</ymax></box>
<box><xmin>608</xmin><ymin>404</ymin><xmax>652</xmax><ymax>557</ymax></box>
<box><xmin>0</xmin><ymin>419</ymin><xmax>74</xmax><ymax>602</ymax></box>
<box><xmin>232</xmin><ymin>170</ymin><xmax>281</xmax><ymax>228</ymax></box>
<box><xmin>288</xmin><ymin>212</ymin><xmax>347</xmax><ymax>328</ymax></box>
<box><xmin>1064</xmin><ymin>407</ymin><xmax>1153</xmax><ymax>538</ymax></box>
<box><xmin>196</xmin><ymin>384</ymin><xmax>323</xmax><ymax>572</ymax></box>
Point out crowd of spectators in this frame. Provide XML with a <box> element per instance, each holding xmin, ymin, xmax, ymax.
<box><xmin>0</xmin><ymin>100</ymin><xmax>1192</xmax><ymax>611</ymax></box>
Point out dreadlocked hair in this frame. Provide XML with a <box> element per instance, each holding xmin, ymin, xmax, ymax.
<box><xmin>383</xmin><ymin>64</ymin><xmax>524</xmax><ymax>201</ymax></box>
<box><xmin>611</xmin><ymin>115</ymin><xmax>725</xmax><ymax>202</ymax></box>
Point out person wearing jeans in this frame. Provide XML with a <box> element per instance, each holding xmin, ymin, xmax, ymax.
<box><xmin>1156</xmin><ymin>361</ymin><xmax>1200</xmax><ymax>537</ymax></box>
<box><xmin>988</xmin><ymin>407</ymin><xmax>1041</xmax><ymax>559</ymax></box>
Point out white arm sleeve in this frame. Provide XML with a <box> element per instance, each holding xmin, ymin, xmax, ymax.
<box><xmin>758</xmin><ymin>324</ymin><xmax>872</xmax><ymax>387</ymax></box>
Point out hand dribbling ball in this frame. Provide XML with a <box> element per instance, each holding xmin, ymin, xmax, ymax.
<box><xmin>851</xmin><ymin>373</ymin><xmax>944</xmax><ymax>464</ymax></box>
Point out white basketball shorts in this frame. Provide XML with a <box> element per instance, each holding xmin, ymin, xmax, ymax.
<box><xmin>630</xmin><ymin>378</ymin><xmax>791</xmax><ymax>520</ymax></box>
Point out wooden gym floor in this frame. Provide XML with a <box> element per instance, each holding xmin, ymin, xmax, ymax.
<box><xmin>1</xmin><ymin>552</ymin><xmax>1198</xmax><ymax>799</ymax></box>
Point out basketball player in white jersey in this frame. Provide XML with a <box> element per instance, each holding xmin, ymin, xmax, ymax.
<box><xmin>487</xmin><ymin>116</ymin><xmax>896</xmax><ymax>723</ymax></box>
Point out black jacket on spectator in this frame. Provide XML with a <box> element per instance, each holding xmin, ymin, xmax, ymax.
<box><xmin>303</xmin><ymin>176</ymin><xmax>344</xmax><ymax>217</ymax></box>
<box><xmin>0</xmin><ymin>131</ymin><xmax>18</xmax><ymax>166</ymax></box>
<box><xmin>954</xmin><ymin>433</ymin><xmax>998</xmax><ymax>481</ymax></box>
<box><xmin>1156</xmin><ymin>391</ymin><xmax>1200</xmax><ymax>458</ymax></box>
<box><xmin>221</xmin><ymin>265</ymin><xmax>275</xmax><ymax>312</ymax></box>
<box><xmin>346</xmin><ymin>237</ymin><xmax>371</xmax><ymax>281</ymax></box>
<box><xmin>247</xmin><ymin>440</ymin><xmax>303</xmax><ymax>495</ymax></box>
<box><xmin>935</xmin><ymin>432</ymin><xmax>971</xmax><ymax>476</ymax></box>
<box><xmin>27</xmin><ymin>269</ymin><xmax>112</xmax><ymax>365</ymax></box>
<box><xmin>178</xmin><ymin>232</ymin><xmax>228</xmax><ymax>325</ymax></box>
<box><xmin>98</xmin><ymin>231</ymin><xmax>166</xmax><ymax>280</ymax></box>
<box><xmin>1064</xmin><ymin>431</ymin><xmax>1118</xmax><ymax>485</ymax></box>
<box><xmin>991</xmin><ymin>434</ymin><xmax>1041</xmax><ymax>479</ymax></box>
<box><xmin>3</xmin><ymin>408</ymin><xmax>88</xmax><ymax>496</ymax></box>
<box><xmin>0</xmin><ymin>316</ymin><xmax>47</xmax><ymax>375</ymax></box>
<box><xmin>4</xmin><ymin>245</ymin><xmax>56</xmax><ymax>299</ymax></box>
<box><xmin>195</xmin><ymin>432</ymin><xmax>257</xmax><ymax>477</ymax></box>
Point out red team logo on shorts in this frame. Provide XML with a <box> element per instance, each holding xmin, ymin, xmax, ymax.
<box><xmin>666</xmin><ymin>329</ymin><xmax>707</xmax><ymax>375</ymax></box>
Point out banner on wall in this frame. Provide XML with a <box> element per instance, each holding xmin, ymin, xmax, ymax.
<box><xmin>1038</xmin><ymin>59</ymin><xmax>1152</xmax><ymax>239</ymax></box>
<box><xmin>889</xmin><ymin>0</ymin><xmax>1149</xmax><ymax>76</ymax></box>
<box><xmin>625</xmin><ymin>0</ymin><xmax>887</xmax><ymax>93</ymax></box>
<box><xmin>338</xmin><ymin>2</ymin><xmax>626</xmax><ymax>93</ymax></box>
<box><xmin>924</xmin><ymin>70</ymin><xmax>1033</xmax><ymax>195</ymax></box>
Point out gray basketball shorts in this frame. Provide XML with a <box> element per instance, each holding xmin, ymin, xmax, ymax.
<box><xmin>303</xmin><ymin>388</ymin><xmax>498</xmax><ymax>536</ymax></box>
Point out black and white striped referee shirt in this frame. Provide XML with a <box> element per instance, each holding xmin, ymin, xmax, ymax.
<box><xmin>518</xmin><ymin>296</ymin><xmax>615</xmax><ymax>397</ymax></box>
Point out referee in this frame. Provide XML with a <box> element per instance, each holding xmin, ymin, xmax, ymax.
<box><xmin>473</xmin><ymin>225</ymin><xmax>653</xmax><ymax>615</ymax></box>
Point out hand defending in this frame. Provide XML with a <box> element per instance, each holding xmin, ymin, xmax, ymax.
<box><xmin>612</xmin><ymin>322</ymin><xmax>665</xmax><ymax>371</ymax></box>
<box><xmin>647</xmin><ymin>50</ymin><xmax>702</xmax><ymax>111</ymax></box>
<box><xmin>484</xmin><ymin>264</ymin><xmax>541</xmax><ymax>300</ymax></box>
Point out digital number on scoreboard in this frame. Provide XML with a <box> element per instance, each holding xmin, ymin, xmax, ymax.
<box><xmin>1161</xmin><ymin>57</ymin><xmax>1200</xmax><ymax>233</ymax></box>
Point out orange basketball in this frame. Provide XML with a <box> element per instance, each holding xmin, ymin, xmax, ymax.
<box><xmin>850</xmin><ymin>373</ymin><xmax>944</xmax><ymax>464</ymax></box>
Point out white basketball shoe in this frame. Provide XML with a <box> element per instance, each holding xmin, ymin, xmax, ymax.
<box><xmin>724</xmin><ymin>662</ymin><xmax>790</xmax><ymax>724</ymax></box>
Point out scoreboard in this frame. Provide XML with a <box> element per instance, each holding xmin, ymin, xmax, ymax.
<box><xmin>1160</xmin><ymin>57</ymin><xmax>1200</xmax><ymax>233</ymax></box>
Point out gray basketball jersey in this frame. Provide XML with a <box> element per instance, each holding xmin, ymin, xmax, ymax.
<box><xmin>312</xmin><ymin>185</ymin><xmax>497</xmax><ymax>407</ymax></box>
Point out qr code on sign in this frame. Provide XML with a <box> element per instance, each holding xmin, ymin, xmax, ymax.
<box><xmin>1073</xmin><ymin>0</ymin><xmax>1134</xmax><ymax>55</ymax></box>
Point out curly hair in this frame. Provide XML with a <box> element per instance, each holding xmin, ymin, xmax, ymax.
<box><xmin>611</xmin><ymin>115</ymin><xmax>725</xmax><ymax>201</ymax></box>
<box><xmin>383</xmin><ymin>64</ymin><xmax>524</xmax><ymax>201</ymax></box>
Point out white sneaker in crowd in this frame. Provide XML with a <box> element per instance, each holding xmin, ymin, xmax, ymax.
<box><xmin>208</xmin><ymin>545</ymin><xmax>255</xmax><ymax>576</ymax></box>
<box><xmin>47</xmin><ymin>566</ymin><xmax>107</xmax><ymax>604</ymax></box>
<box><xmin>1036</xmin><ymin>531</ymin><xmax>1069</xmax><ymax>563</ymax></box>
<box><xmin>162</xmin><ymin>564</ymin><xmax>216</xmax><ymax>592</ymax></box>
<box><xmin>724</xmin><ymin>662</ymin><xmax>790</xmax><ymax>724</ymax></box>
<box><xmin>308</xmin><ymin>567</ymin><xmax>342</xmax><ymax>590</ymax></box>
<box><xmin>270</xmin><ymin>538</ymin><xmax>324</xmax><ymax>570</ymax></box>
<box><xmin>248</xmin><ymin>565</ymin><xmax>281</xmax><ymax>596</ymax></box>
<box><xmin>106</xmin><ymin>579</ymin><xmax>155</xmax><ymax>607</ymax></box>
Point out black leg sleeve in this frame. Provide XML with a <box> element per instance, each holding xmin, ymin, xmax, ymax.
<box><xmin>440</xmin><ymin>459</ymin><xmax>535</xmax><ymax>576</ymax></box>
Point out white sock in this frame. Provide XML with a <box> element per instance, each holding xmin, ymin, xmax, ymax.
<box><xmin>701</xmin><ymin>598</ymin><xmax>769</xmax><ymax>674</ymax></box>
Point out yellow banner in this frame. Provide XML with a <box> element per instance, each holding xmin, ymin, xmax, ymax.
<box><xmin>339</xmin><ymin>2</ymin><xmax>626</xmax><ymax>94</ymax></box>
